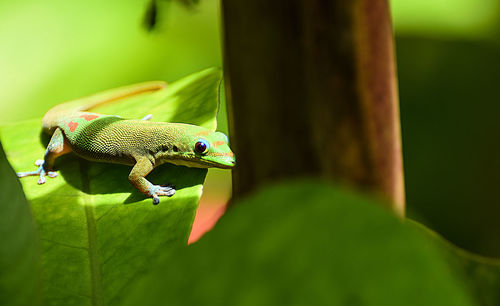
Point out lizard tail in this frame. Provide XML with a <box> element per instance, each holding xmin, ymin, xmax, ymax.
<box><xmin>42</xmin><ymin>81</ymin><xmax>167</xmax><ymax>134</ymax></box>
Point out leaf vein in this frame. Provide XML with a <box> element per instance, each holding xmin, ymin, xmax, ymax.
<box><xmin>40</xmin><ymin>238</ymin><xmax>88</xmax><ymax>251</ymax></box>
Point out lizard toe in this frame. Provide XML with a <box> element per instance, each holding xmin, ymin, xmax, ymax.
<box><xmin>17</xmin><ymin>165</ymin><xmax>46</xmax><ymax>179</ymax></box>
<box><xmin>161</xmin><ymin>183</ymin><xmax>176</xmax><ymax>189</ymax></box>
<box><xmin>156</xmin><ymin>188</ymin><xmax>175</xmax><ymax>197</ymax></box>
<box><xmin>17</xmin><ymin>171</ymin><xmax>32</xmax><ymax>178</ymax></box>
<box><xmin>159</xmin><ymin>184</ymin><xmax>176</xmax><ymax>196</ymax></box>
<box><xmin>149</xmin><ymin>184</ymin><xmax>176</xmax><ymax>202</ymax></box>
<box><xmin>37</xmin><ymin>176</ymin><xmax>46</xmax><ymax>184</ymax></box>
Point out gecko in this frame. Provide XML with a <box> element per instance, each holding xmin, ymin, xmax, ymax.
<box><xmin>16</xmin><ymin>81</ymin><xmax>235</xmax><ymax>204</ymax></box>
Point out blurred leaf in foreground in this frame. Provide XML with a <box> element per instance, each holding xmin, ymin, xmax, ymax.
<box><xmin>123</xmin><ymin>180</ymin><xmax>475</xmax><ymax>306</ymax></box>
<box><xmin>0</xmin><ymin>67</ymin><xmax>222</xmax><ymax>306</ymax></box>
<box><xmin>410</xmin><ymin>220</ymin><xmax>500</xmax><ymax>306</ymax></box>
<box><xmin>0</xmin><ymin>141</ymin><xmax>42</xmax><ymax>305</ymax></box>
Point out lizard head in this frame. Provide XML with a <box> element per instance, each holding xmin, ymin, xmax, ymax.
<box><xmin>185</xmin><ymin>129</ymin><xmax>236</xmax><ymax>169</ymax></box>
<box><xmin>155</xmin><ymin>124</ymin><xmax>236</xmax><ymax>169</ymax></box>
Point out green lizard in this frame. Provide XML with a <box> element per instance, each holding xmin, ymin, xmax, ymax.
<box><xmin>17</xmin><ymin>81</ymin><xmax>235</xmax><ymax>204</ymax></box>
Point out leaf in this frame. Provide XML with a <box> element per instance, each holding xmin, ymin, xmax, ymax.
<box><xmin>409</xmin><ymin>220</ymin><xmax>500</xmax><ymax>306</ymax></box>
<box><xmin>122</xmin><ymin>180</ymin><xmax>475</xmax><ymax>306</ymax></box>
<box><xmin>0</xmin><ymin>141</ymin><xmax>42</xmax><ymax>306</ymax></box>
<box><xmin>92</xmin><ymin>67</ymin><xmax>221</xmax><ymax>131</ymax></box>
<box><xmin>0</xmin><ymin>67</ymin><xmax>222</xmax><ymax>306</ymax></box>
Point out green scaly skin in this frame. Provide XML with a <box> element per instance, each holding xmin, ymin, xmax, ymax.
<box><xmin>17</xmin><ymin>81</ymin><xmax>235</xmax><ymax>204</ymax></box>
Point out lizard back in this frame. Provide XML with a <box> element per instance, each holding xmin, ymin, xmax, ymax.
<box><xmin>58</xmin><ymin>112</ymin><xmax>137</xmax><ymax>165</ymax></box>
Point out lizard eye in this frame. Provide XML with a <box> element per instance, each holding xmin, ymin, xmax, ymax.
<box><xmin>194</xmin><ymin>139</ymin><xmax>210</xmax><ymax>155</ymax></box>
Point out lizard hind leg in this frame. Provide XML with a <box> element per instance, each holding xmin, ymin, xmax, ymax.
<box><xmin>17</xmin><ymin>128</ymin><xmax>71</xmax><ymax>184</ymax></box>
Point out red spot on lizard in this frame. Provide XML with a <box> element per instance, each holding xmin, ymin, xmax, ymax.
<box><xmin>67</xmin><ymin>120</ymin><xmax>79</xmax><ymax>132</ymax></box>
<box><xmin>80</xmin><ymin>114</ymin><xmax>99</xmax><ymax>121</ymax></box>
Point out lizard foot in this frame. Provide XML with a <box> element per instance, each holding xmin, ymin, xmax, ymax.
<box><xmin>149</xmin><ymin>184</ymin><xmax>176</xmax><ymax>205</ymax></box>
<box><xmin>17</xmin><ymin>161</ymin><xmax>58</xmax><ymax>184</ymax></box>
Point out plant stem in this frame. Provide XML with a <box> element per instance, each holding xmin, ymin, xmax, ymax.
<box><xmin>221</xmin><ymin>0</ymin><xmax>405</xmax><ymax>216</ymax></box>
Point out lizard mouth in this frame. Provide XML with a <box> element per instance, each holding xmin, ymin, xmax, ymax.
<box><xmin>164</xmin><ymin>154</ymin><xmax>235</xmax><ymax>169</ymax></box>
<box><xmin>198</xmin><ymin>156</ymin><xmax>235</xmax><ymax>169</ymax></box>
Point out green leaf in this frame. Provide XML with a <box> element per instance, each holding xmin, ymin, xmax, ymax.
<box><xmin>122</xmin><ymin>180</ymin><xmax>475</xmax><ymax>306</ymax></box>
<box><xmin>409</xmin><ymin>220</ymin><xmax>500</xmax><ymax>306</ymax></box>
<box><xmin>92</xmin><ymin>67</ymin><xmax>221</xmax><ymax>131</ymax></box>
<box><xmin>0</xmin><ymin>141</ymin><xmax>42</xmax><ymax>306</ymax></box>
<box><xmin>0</xmin><ymin>67</ymin><xmax>222</xmax><ymax>306</ymax></box>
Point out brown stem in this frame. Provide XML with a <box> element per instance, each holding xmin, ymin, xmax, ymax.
<box><xmin>221</xmin><ymin>0</ymin><xmax>404</xmax><ymax>216</ymax></box>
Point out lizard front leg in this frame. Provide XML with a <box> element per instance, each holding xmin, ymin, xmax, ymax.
<box><xmin>128</xmin><ymin>155</ymin><xmax>175</xmax><ymax>204</ymax></box>
<box><xmin>17</xmin><ymin>128</ymin><xmax>71</xmax><ymax>184</ymax></box>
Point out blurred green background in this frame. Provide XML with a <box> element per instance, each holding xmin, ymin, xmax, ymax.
<box><xmin>392</xmin><ymin>0</ymin><xmax>500</xmax><ymax>257</ymax></box>
<box><xmin>0</xmin><ymin>0</ymin><xmax>499</xmax><ymax>256</ymax></box>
